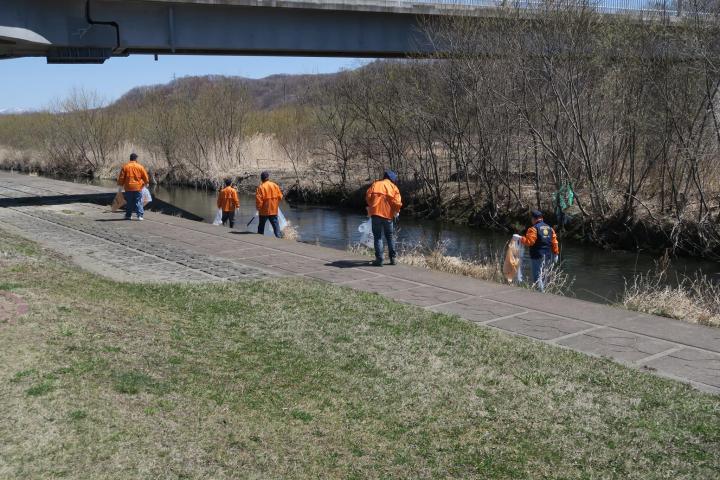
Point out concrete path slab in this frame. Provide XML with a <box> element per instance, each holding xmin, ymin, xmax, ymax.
<box><xmin>490</xmin><ymin>311</ymin><xmax>594</xmax><ymax>340</ymax></box>
<box><xmin>385</xmin><ymin>285</ymin><xmax>471</xmax><ymax>308</ymax></box>
<box><xmin>641</xmin><ymin>348</ymin><xmax>720</xmax><ymax>390</ymax></box>
<box><xmin>1</xmin><ymin>171</ymin><xmax>718</xmax><ymax>394</ymax></box>
<box><xmin>429</xmin><ymin>297</ymin><xmax>527</xmax><ymax>324</ymax></box>
<box><xmin>555</xmin><ymin>327</ymin><xmax>678</xmax><ymax>363</ymax></box>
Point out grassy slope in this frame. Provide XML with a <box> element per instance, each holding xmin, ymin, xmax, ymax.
<box><xmin>0</xmin><ymin>232</ymin><xmax>718</xmax><ymax>479</ymax></box>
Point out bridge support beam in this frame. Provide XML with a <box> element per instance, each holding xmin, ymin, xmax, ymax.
<box><xmin>0</xmin><ymin>0</ymin><xmax>437</xmax><ymax>62</ymax></box>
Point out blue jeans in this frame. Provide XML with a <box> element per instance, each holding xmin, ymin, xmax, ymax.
<box><xmin>258</xmin><ymin>215</ymin><xmax>281</xmax><ymax>238</ymax></box>
<box><xmin>371</xmin><ymin>216</ymin><xmax>396</xmax><ymax>262</ymax></box>
<box><xmin>124</xmin><ymin>190</ymin><xmax>143</xmax><ymax>219</ymax></box>
<box><xmin>531</xmin><ymin>254</ymin><xmax>552</xmax><ymax>292</ymax></box>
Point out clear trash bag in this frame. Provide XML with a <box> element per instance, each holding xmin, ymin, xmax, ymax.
<box><xmin>277</xmin><ymin>208</ymin><xmax>288</xmax><ymax>232</ymax></box>
<box><xmin>212</xmin><ymin>208</ymin><xmax>223</xmax><ymax>226</ymax></box>
<box><xmin>141</xmin><ymin>186</ymin><xmax>152</xmax><ymax>206</ymax></box>
<box><xmin>503</xmin><ymin>237</ymin><xmax>525</xmax><ymax>284</ymax></box>
<box><xmin>111</xmin><ymin>191</ymin><xmax>126</xmax><ymax>212</ymax></box>
<box><xmin>358</xmin><ymin>218</ymin><xmax>374</xmax><ymax>249</ymax></box>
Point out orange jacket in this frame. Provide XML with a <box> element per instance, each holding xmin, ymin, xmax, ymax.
<box><xmin>217</xmin><ymin>186</ymin><xmax>240</xmax><ymax>212</ymax></box>
<box><xmin>117</xmin><ymin>161</ymin><xmax>149</xmax><ymax>192</ymax></box>
<box><xmin>255</xmin><ymin>180</ymin><xmax>283</xmax><ymax>216</ymax></box>
<box><xmin>366</xmin><ymin>179</ymin><xmax>402</xmax><ymax>220</ymax></box>
<box><xmin>520</xmin><ymin>221</ymin><xmax>560</xmax><ymax>255</ymax></box>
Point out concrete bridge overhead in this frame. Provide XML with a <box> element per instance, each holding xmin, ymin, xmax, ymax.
<box><xmin>0</xmin><ymin>0</ymin><xmax>685</xmax><ymax>63</ymax></box>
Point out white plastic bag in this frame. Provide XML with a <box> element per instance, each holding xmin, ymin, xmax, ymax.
<box><xmin>358</xmin><ymin>218</ymin><xmax>374</xmax><ymax>249</ymax></box>
<box><xmin>277</xmin><ymin>208</ymin><xmax>288</xmax><ymax>232</ymax></box>
<box><xmin>141</xmin><ymin>186</ymin><xmax>152</xmax><ymax>206</ymax></box>
<box><xmin>212</xmin><ymin>208</ymin><xmax>223</xmax><ymax>226</ymax></box>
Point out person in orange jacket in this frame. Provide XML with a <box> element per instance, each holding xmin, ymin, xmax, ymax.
<box><xmin>255</xmin><ymin>171</ymin><xmax>283</xmax><ymax>237</ymax></box>
<box><xmin>366</xmin><ymin>170</ymin><xmax>402</xmax><ymax>266</ymax></box>
<box><xmin>117</xmin><ymin>153</ymin><xmax>150</xmax><ymax>221</ymax></box>
<box><xmin>513</xmin><ymin>210</ymin><xmax>560</xmax><ymax>292</ymax></box>
<box><xmin>217</xmin><ymin>178</ymin><xmax>240</xmax><ymax>228</ymax></box>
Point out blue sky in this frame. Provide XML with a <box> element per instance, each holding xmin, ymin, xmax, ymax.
<box><xmin>0</xmin><ymin>55</ymin><xmax>362</xmax><ymax>111</ymax></box>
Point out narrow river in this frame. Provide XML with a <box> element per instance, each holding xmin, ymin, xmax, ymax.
<box><xmin>94</xmin><ymin>180</ymin><xmax>719</xmax><ymax>305</ymax></box>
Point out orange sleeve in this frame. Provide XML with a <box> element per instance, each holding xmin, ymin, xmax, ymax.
<box><xmin>232</xmin><ymin>190</ymin><xmax>240</xmax><ymax>209</ymax></box>
<box><xmin>520</xmin><ymin>227</ymin><xmax>537</xmax><ymax>247</ymax></box>
<box><xmin>551</xmin><ymin>229</ymin><xmax>560</xmax><ymax>255</ymax></box>
<box><xmin>393</xmin><ymin>189</ymin><xmax>402</xmax><ymax>213</ymax></box>
<box><xmin>255</xmin><ymin>186</ymin><xmax>263</xmax><ymax>211</ymax></box>
<box><xmin>390</xmin><ymin>187</ymin><xmax>402</xmax><ymax>215</ymax></box>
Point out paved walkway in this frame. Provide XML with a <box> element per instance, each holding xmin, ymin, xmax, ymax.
<box><xmin>1</xmin><ymin>171</ymin><xmax>718</xmax><ymax>394</ymax></box>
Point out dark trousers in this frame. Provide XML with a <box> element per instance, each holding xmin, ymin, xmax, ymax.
<box><xmin>123</xmin><ymin>190</ymin><xmax>143</xmax><ymax>218</ymax></box>
<box><xmin>221</xmin><ymin>210</ymin><xmax>235</xmax><ymax>228</ymax></box>
<box><xmin>371</xmin><ymin>215</ymin><xmax>396</xmax><ymax>262</ymax></box>
<box><xmin>258</xmin><ymin>215</ymin><xmax>281</xmax><ymax>238</ymax></box>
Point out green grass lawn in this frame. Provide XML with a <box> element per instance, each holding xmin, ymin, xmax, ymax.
<box><xmin>0</xmin><ymin>231</ymin><xmax>718</xmax><ymax>479</ymax></box>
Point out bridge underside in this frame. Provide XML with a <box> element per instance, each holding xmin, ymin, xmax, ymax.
<box><xmin>0</xmin><ymin>0</ymin><xmax>441</xmax><ymax>63</ymax></box>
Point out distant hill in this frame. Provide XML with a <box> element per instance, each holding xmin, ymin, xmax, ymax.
<box><xmin>113</xmin><ymin>72</ymin><xmax>344</xmax><ymax>111</ymax></box>
<box><xmin>0</xmin><ymin>108</ymin><xmax>34</xmax><ymax>115</ymax></box>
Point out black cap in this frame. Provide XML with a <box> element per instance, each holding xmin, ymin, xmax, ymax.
<box><xmin>260</xmin><ymin>171</ymin><xmax>270</xmax><ymax>181</ymax></box>
<box><xmin>531</xmin><ymin>210</ymin><xmax>543</xmax><ymax>219</ymax></box>
<box><xmin>129</xmin><ymin>153</ymin><xmax>138</xmax><ymax>160</ymax></box>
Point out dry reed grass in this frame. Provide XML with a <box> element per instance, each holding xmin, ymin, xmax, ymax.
<box><xmin>396</xmin><ymin>241</ymin><xmax>505</xmax><ymax>283</ymax></box>
<box><xmin>621</xmin><ymin>253</ymin><xmax>720</xmax><ymax>327</ymax></box>
<box><xmin>282</xmin><ymin>221</ymin><xmax>300</xmax><ymax>241</ymax></box>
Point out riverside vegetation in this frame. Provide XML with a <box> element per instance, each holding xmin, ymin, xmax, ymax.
<box><xmin>1</xmin><ymin>230</ymin><xmax>719</xmax><ymax>478</ymax></box>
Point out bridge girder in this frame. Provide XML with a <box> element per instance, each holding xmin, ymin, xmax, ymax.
<box><xmin>0</xmin><ymin>0</ymin><xmax>445</xmax><ymax>63</ymax></box>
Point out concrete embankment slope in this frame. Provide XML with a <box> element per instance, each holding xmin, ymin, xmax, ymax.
<box><xmin>0</xmin><ymin>171</ymin><xmax>718</xmax><ymax>394</ymax></box>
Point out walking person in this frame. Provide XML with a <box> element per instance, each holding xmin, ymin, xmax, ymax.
<box><xmin>514</xmin><ymin>210</ymin><xmax>560</xmax><ymax>292</ymax></box>
<box><xmin>366</xmin><ymin>170</ymin><xmax>402</xmax><ymax>266</ymax></box>
<box><xmin>117</xmin><ymin>153</ymin><xmax>150</xmax><ymax>221</ymax></box>
<box><xmin>217</xmin><ymin>178</ymin><xmax>240</xmax><ymax>228</ymax></box>
<box><xmin>255</xmin><ymin>171</ymin><xmax>283</xmax><ymax>238</ymax></box>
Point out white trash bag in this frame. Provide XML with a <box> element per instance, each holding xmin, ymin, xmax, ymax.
<box><xmin>212</xmin><ymin>208</ymin><xmax>223</xmax><ymax>226</ymax></box>
<box><xmin>277</xmin><ymin>208</ymin><xmax>288</xmax><ymax>232</ymax></box>
<box><xmin>141</xmin><ymin>186</ymin><xmax>152</xmax><ymax>206</ymax></box>
<box><xmin>358</xmin><ymin>218</ymin><xmax>374</xmax><ymax>249</ymax></box>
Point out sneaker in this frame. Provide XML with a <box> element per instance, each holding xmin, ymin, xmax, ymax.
<box><xmin>124</xmin><ymin>216</ymin><xmax>131</xmax><ymax>221</ymax></box>
<box><xmin>136</xmin><ymin>216</ymin><xmax>143</xmax><ymax>221</ymax></box>
<box><xmin>372</xmin><ymin>259</ymin><xmax>383</xmax><ymax>267</ymax></box>
<box><xmin>389</xmin><ymin>257</ymin><xmax>396</xmax><ymax>266</ymax></box>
